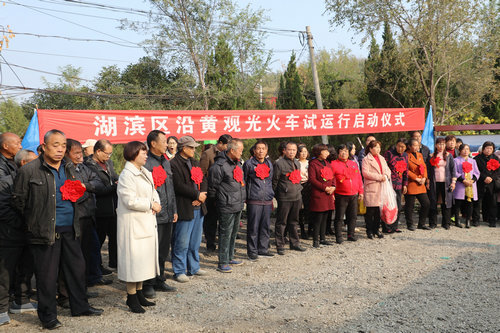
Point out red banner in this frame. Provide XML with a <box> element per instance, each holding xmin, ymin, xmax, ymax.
<box><xmin>37</xmin><ymin>108</ymin><xmax>424</xmax><ymax>143</ymax></box>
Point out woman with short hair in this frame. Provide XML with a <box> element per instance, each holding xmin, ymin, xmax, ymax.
<box><xmin>117</xmin><ymin>141</ymin><xmax>160</xmax><ymax>313</ymax></box>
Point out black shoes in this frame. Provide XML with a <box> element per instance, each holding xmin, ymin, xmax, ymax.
<box><xmin>248</xmin><ymin>253</ymin><xmax>259</xmax><ymax>261</ymax></box>
<box><xmin>336</xmin><ymin>238</ymin><xmax>344</xmax><ymax>244</ymax></box>
<box><xmin>258</xmin><ymin>252</ymin><xmax>274</xmax><ymax>257</ymax></box>
<box><xmin>136</xmin><ymin>290</ymin><xmax>155</xmax><ymax>307</ymax></box>
<box><xmin>126</xmin><ymin>294</ymin><xmax>145</xmax><ymax>314</ymax></box>
<box><xmin>455</xmin><ymin>222</ymin><xmax>463</xmax><ymax>228</ymax></box>
<box><xmin>277</xmin><ymin>248</ymin><xmax>285</xmax><ymax>255</ymax></box>
<box><xmin>347</xmin><ymin>236</ymin><xmax>357</xmax><ymax>242</ymax></box>
<box><xmin>290</xmin><ymin>245</ymin><xmax>306</xmax><ymax>252</ymax></box>
<box><xmin>465</xmin><ymin>220</ymin><xmax>471</xmax><ymax>228</ymax></box>
<box><xmin>313</xmin><ymin>241</ymin><xmax>320</xmax><ymax>248</ymax></box>
<box><xmin>142</xmin><ymin>285</ymin><xmax>156</xmax><ymax>298</ymax></box>
<box><xmin>100</xmin><ymin>266</ymin><xmax>113</xmax><ymax>276</ymax></box>
<box><xmin>154</xmin><ymin>281</ymin><xmax>177</xmax><ymax>293</ymax></box>
<box><xmin>374</xmin><ymin>231</ymin><xmax>384</xmax><ymax>239</ymax></box>
<box><xmin>73</xmin><ymin>306</ymin><xmax>104</xmax><ymax>317</ymax></box>
<box><xmin>407</xmin><ymin>225</ymin><xmax>416</xmax><ymax>231</ymax></box>
<box><xmin>320</xmin><ymin>240</ymin><xmax>333</xmax><ymax>246</ymax></box>
<box><xmin>417</xmin><ymin>225</ymin><xmax>431</xmax><ymax>230</ymax></box>
<box><xmin>443</xmin><ymin>224</ymin><xmax>450</xmax><ymax>230</ymax></box>
<box><xmin>42</xmin><ymin>319</ymin><xmax>62</xmax><ymax>330</ymax></box>
<box><xmin>88</xmin><ymin>279</ymin><xmax>112</xmax><ymax>287</ymax></box>
<box><xmin>367</xmin><ymin>233</ymin><xmax>374</xmax><ymax>239</ymax></box>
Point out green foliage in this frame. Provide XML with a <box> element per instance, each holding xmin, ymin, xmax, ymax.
<box><xmin>0</xmin><ymin>99</ymin><xmax>29</xmax><ymax>137</ymax></box>
<box><xmin>277</xmin><ymin>53</ymin><xmax>306</xmax><ymax>110</ymax></box>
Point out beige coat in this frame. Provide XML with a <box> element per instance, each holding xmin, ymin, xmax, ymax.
<box><xmin>116</xmin><ymin>162</ymin><xmax>160</xmax><ymax>282</ymax></box>
<box><xmin>362</xmin><ymin>153</ymin><xmax>392</xmax><ymax>207</ymax></box>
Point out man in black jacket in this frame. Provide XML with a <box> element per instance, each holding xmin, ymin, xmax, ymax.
<box><xmin>84</xmin><ymin>139</ymin><xmax>119</xmax><ymax>272</ymax></box>
<box><xmin>170</xmin><ymin>136</ymin><xmax>208</xmax><ymax>283</ymax></box>
<box><xmin>65</xmin><ymin>139</ymin><xmax>110</xmax><ymax>288</ymax></box>
<box><xmin>272</xmin><ymin>142</ymin><xmax>306</xmax><ymax>255</ymax></box>
<box><xmin>208</xmin><ymin>139</ymin><xmax>246</xmax><ymax>273</ymax></box>
<box><xmin>142</xmin><ymin>130</ymin><xmax>178</xmax><ymax>296</ymax></box>
<box><xmin>0</xmin><ymin>134</ymin><xmax>33</xmax><ymax>325</ymax></box>
<box><xmin>12</xmin><ymin>130</ymin><xmax>102</xmax><ymax>330</ymax></box>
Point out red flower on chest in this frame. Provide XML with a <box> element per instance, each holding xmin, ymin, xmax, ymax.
<box><xmin>429</xmin><ymin>156</ymin><xmax>441</xmax><ymax>167</ymax></box>
<box><xmin>152</xmin><ymin>165</ymin><xmax>167</xmax><ymax>189</ymax></box>
<box><xmin>487</xmin><ymin>159</ymin><xmax>500</xmax><ymax>171</ymax></box>
<box><xmin>190</xmin><ymin>166</ymin><xmax>203</xmax><ymax>190</ymax></box>
<box><xmin>394</xmin><ymin>160</ymin><xmax>407</xmax><ymax>174</ymax></box>
<box><xmin>286</xmin><ymin>169</ymin><xmax>301</xmax><ymax>184</ymax></box>
<box><xmin>462</xmin><ymin>161</ymin><xmax>472</xmax><ymax>174</ymax></box>
<box><xmin>320</xmin><ymin>166</ymin><xmax>333</xmax><ymax>181</ymax></box>
<box><xmin>60</xmin><ymin>179</ymin><xmax>86</xmax><ymax>202</ymax></box>
<box><xmin>418</xmin><ymin>164</ymin><xmax>426</xmax><ymax>176</ymax></box>
<box><xmin>233</xmin><ymin>165</ymin><xmax>244</xmax><ymax>186</ymax></box>
<box><xmin>255</xmin><ymin>163</ymin><xmax>270</xmax><ymax>180</ymax></box>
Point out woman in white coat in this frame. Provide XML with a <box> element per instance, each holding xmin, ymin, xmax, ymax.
<box><xmin>117</xmin><ymin>141</ymin><xmax>161</xmax><ymax>313</ymax></box>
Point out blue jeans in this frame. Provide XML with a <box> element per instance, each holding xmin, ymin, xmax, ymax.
<box><xmin>172</xmin><ymin>210</ymin><xmax>204</xmax><ymax>276</ymax></box>
<box><xmin>218</xmin><ymin>212</ymin><xmax>241</xmax><ymax>265</ymax></box>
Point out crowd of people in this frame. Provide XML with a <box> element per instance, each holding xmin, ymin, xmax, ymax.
<box><xmin>0</xmin><ymin>129</ymin><xmax>499</xmax><ymax>329</ymax></box>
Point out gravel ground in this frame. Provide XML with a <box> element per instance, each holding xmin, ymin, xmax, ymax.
<box><xmin>3</xmin><ymin>218</ymin><xmax>500</xmax><ymax>333</ymax></box>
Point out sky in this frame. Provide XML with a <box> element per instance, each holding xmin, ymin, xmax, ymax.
<box><xmin>0</xmin><ymin>0</ymin><xmax>369</xmax><ymax>102</ymax></box>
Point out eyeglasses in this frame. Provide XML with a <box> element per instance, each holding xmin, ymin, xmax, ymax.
<box><xmin>100</xmin><ymin>150</ymin><xmax>113</xmax><ymax>156</ymax></box>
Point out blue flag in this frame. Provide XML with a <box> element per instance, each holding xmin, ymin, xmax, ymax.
<box><xmin>22</xmin><ymin>109</ymin><xmax>40</xmax><ymax>154</ymax></box>
<box><xmin>422</xmin><ymin>106</ymin><xmax>434</xmax><ymax>153</ymax></box>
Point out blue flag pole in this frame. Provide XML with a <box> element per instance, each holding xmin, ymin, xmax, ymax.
<box><xmin>422</xmin><ymin>106</ymin><xmax>435</xmax><ymax>153</ymax></box>
<box><xmin>21</xmin><ymin>109</ymin><xmax>40</xmax><ymax>154</ymax></box>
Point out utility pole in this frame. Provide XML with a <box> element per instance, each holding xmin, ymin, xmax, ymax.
<box><xmin>306</xmin><ymin>26</ymin><xmax>328</xmax><ymax>144</ymax></box>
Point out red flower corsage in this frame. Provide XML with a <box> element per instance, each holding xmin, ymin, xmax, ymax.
<box><xmin>287</xmin><ymin>169</ymin><xmax>301</xmax><ymax>184</ymax></box>
<box><xmin>418</xmin><ymin>164</ymin><xmax>426</xmax><ymax>176</ymax></box>
<box><xmin>255</xmin><ymin>163</ymin><xmax>270</xmax><ymax>180</ymax></box>
<box><xmin>190</xmin><ymin>166</ymin><xmax>204</xmax><ymax>190</ymax></box>
<box><xmin>429</xmin><ymin>156</ymin><xmax>441</xmax><ymax>167</ymax></box>
<box><xmin>60</xmin><ymin>179</ymin><xmax>86</xmax><ymax>202</ymax></box>
<box><xmin>462</xmin><ymin>161</ymin><xmax>472</xmax><ymax>174</ymax></box>
<box><xmin>233</xmin><ymin>165</ymin><xmax>245</xmax><ymax>186</ymax></box>
<box><xmin>487</xmin><ymin>159</ymin><xmax>500</xmax><ymax>171</ymax></box>
<box><xmin>320</xmin><ymin>166</ymin><xmax>333</xmax><ymax>181</ymax></box>
<box><xmin>152</xmin><ymin>165</ymin><xmax>167</xmax><ymax>189</ymax></box>
<box><xmin>394</xmin><ymin>160</ymin><xmax>407</xmax><ymax>174</ymax></box>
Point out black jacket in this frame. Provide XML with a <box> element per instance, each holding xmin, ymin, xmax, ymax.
<box><xmin>72</xmin><ymin>160</ymin><xmax>104</xmax><ymax>219</ymax></box>
<box><xmin>0</xmin><ymin>153</ymin><xmax>24</xmax><ymax>245</ymax></box>
<box><xmin>272</xmin><ymin>156</ymin><xmax>302</xmax><ymax>202</ymax></box>
<box><xmin>208</xmin><ymin>152</ymin><xmax>246</xmax><ymax>214</ymax></box>
<box><xmin>170</xmin><ymin>154</ymin><xmax>207</xmax><ymax>221</ymax></box>
<box><xmin>475</xmin><ymin>153</ymin><xmax>500</xmax><ymax>197</ymax></box>
<box><xmin>12</xmin><ymin>156</ymin><xmax>82</xmax><ymax>245</ymax></box>
<box><xmin>144</xmin><ymin>151</ymin><xmax>177</xmax><ymax>224</ymax></box>
<box><xmin>243</xmin><ymin>156</ymin><xmax>274</xmax><ymax>202</ymax></box>
<box><xmin>84</xmin><ymin>156</ymin><xmax>119</xmax><ymax>217</ymax></box>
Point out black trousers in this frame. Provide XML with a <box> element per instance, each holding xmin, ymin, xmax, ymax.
<box><xmin>365</xmin><ymin>206</ymin><xmax>381</xmax><ymax>234</ymax></box>
<box><xmin>0</xmin><ymin>245</ymin><xmax>32</xmax><ymax>306</ymax></box>
<box><xmin>246</xmin><ymin>204</ymin><xmax>272</xmax><ymax>256</ymax></box>
<box><xmin>0</xmin><ymin>257</ymin><xmax>9</xmax><ymax>313</ymax></box>
<box><xmin>275</xmin><ymin>200</ymin><xmax>301</xmax><ymax>249</ymax></box>
<box><xmin>334</xmin><ymin>194</ymin><xmax>358</xmax><ymax>240</ymax></box>
<box><xmin>31</xmin><ymin>231</ymin><xmax>89</xmax><ymax>324</ymax></box>
<box><xmin>310</xmin><ymin>211</ymin><xmax>328</xmax><ymax>243</ymax></box>
<box><xmin>454</xmin><ymin>199</ymin><xmax>473</xmax><ymax>221</ymax></box>
<box><xmin>473</xmin><ymin>191</ymin><xmax>497</xmax><ymax>224</ymax></box>
<box><xmin>429</xmin><ymin>182</ymin><xmax>452</xmax><ymax>227</ymax></box>
<box><xmin>203</xmin><ymin>198</ymin><xmax>218</xmax><ymax>251</ymax></box>
<box><xmin>145</xmin><ymin>223</ymin><xmax>173</xmax><ymax>287</ymax></box>
<box><xmin>79</xmin><ymin>217</ymin><xmax>102</xmax><ymax>285</ymax></box>
<box><xmin>404</xmin><ymin>193</ymin><xmax>430</xmax><ymax>227</ymax></box>
<box><xmin>95</xmin><ymin>215</ymin><xmax>117</xmax><ymax>268</ymax></box>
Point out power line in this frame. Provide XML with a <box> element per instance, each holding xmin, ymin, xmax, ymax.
<box><xmin>3</xmin><ymin>49</ymin><xmax>132</xmax><ymax>63</ymax></box>
<box><xmin>0</xmin><ymin>30</ymin><xmax>142</xmax><ymax>48</ymax></box>
<box><xmin>10</xmin><ymin>0</ymin><xmax>139</xmax><ymax>47</ymax></box>
<box><xmin>0</xmin><ymin>61</ymin><xmax>93</xmax><ymax>83</ymax></box>
<box><xmin>0</xmin><ymin>54</ymin><xmax>25</xmax><ymax>88</ymax></box>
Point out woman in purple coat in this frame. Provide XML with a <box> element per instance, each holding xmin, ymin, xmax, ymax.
<box><xmin>453</xmin><ymin>144</ymin><xmax>480</xmax><ymax>228</ymax></box>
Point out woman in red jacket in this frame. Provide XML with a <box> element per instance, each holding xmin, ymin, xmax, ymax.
<box><xmin>331</xmin><ymin>144</ymin><xmax>364</xmax><ymax>243</ymax></box>
<box><xmin>308</xmin><ymin>144</ymin><xmax>336</xmax><ymax>248</ymax></box>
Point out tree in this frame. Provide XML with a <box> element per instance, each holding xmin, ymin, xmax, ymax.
<box><xmin>0</xmin><ymin>99</ymin><xmax>29</xmax><ymax>136</ymax></box>
<box><xmin>325</xmin><ymin>0</ymin><xmax>499</xmax><ymax>124</ymax></box>
<box><xmin>277</xmin><ymin>53</ymin><xmax>306</xmax><ymax>110</ymax></box>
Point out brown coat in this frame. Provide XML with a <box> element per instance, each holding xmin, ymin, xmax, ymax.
<box><xmin>407</xmin><ymin>151</ymin><xmax>428</xmax><ymax>195</ymax></box>
<box><xmin>362</xmin><ymin>153</ymin><xmax>391</xmax><ymax>207</ymax></box>
<box><xmin>200</xmin><ymin>145</ymin><xmax>220</xmax><ymax>176</ymax></box>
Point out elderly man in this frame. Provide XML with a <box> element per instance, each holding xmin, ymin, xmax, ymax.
<box><xmin>142</xmin><ymin>130</ymin><xmax>178</xmax><ymax>297</ymax></box>
<box><xmin>0</xmin><ymin>134</ymin><xmax>34</xmax><ymax>326</ymax></box>
<box><xmin>200</xmin><ymin>134</ymin><xmax>232</xmax><ymax>253</ymax></box>
<box><xmin>13</xmin><ymin>130</ymin><xmax>102</xmax><ymax>330</ymax></box>
<box><xmin>208</xmin><ymin>139</ymin><xmax>246</xmax><ymax>273</ymax></box>
<box><xmin>272</xmin><ymin>142</ymin><xmax>306</xmax><ymax>255</ymax></box>
<box><xmin>84</xmin><ymin>139</ymin><xmax>119</xmax><ymax>274</ymax></box>
<box><xmin>170</xmin><ymin>136</ymin><xmax>208</xmax><ymax>283</ymax></box>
